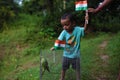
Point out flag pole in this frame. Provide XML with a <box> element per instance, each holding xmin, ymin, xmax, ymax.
<box><xmin>86</xmin><ymin>0</ymin><xmax>88</xmax><ymax>24</ymax></box>
<box><xmin>85</xmin><ymin>10</ymin><xmax>88</xmax><ymax>24</ymax></box>
<box><xmin>40</xmin><ymin>50</ymin><xmax>42</xmax><ymax>80</ymax></box>
<box><xmin>53</xmin><ymin>50</ymin><xmax>56</xmax><ymax>63</ymax></box>
<box><xmin>63</xmin><ymin>0</ymin><xmax>66</xmax><ymax>9</ymax></box>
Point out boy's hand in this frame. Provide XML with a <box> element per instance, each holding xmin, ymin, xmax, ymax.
<box><xmin>50</xmin><ymin>47</ymin><xmax>55</xmax><ymax>51</ymax></box>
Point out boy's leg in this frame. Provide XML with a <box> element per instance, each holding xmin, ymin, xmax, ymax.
<box><xmin>72</xmin><ymin>58</ymin><xmax>80</xmax><ymax>80</ymax></box>
<box><xmin>60</xmin><ymin>57</ymin><xmax>70</xmax><ymax>80</ymax></box>
<box><xmin>76</xmin><ymin>58</ymin><xmax>80</xmax><ymax>80</ymax></box>
<box><xmin>59</xmin><ymin>70</ymin><xmax>66</xmax><ymax>80</ymax></box>
<box><xmin>76</xmin><ymin>70</ymin><xmax>80</xmax><ymax>80</ymax></box>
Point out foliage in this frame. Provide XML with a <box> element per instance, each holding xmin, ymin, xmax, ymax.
<box><xmin>22</xmin><ymin>0</ymin><xmax>54</xmax><ymax>15</ymax></box>
<box><xmin>1</xmin><ymin>30</ymin><xmax>120</xmax><ymax>80</ymax></box>
<box><xmin>89</xmin><ymin>0</ymin><xmax>120</xmax><ymax>32</ymax></box>
<box><xmin>0</xmin><ymin>0</ymin><xmax>120</xmax><ymax>33</ymax></box>
<box><xmin>91</xmin><ymin>13</ymin><xmax>120</xmax><ymax>32</ymax></box>
<box><xmin>106</xmin><ymin>32</ymin><xmax>120</xmax><ymax>79</ymax></box>
<box><xmin>0</xmin><ymin>0</ymin><xmax>21</xmax><ymax>30</ymax></box>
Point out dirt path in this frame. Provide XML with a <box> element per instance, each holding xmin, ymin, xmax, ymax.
<box><xmin>0</xmin><ymin>45</ymin><xmax>6</xmax><ymax>60</ymax></box>
<box><xmin>95</xmin><ymin>40</ymin><xmax>110</xmax><ymax>80</ymax></box>
<box><xmin>97</xmin><ymin>40</ymin><xmax>120</xmax><ymax>80</ymax></box>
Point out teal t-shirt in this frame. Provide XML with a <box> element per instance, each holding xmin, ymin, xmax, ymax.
<box><xmin>58</xmin><ymin>26</ymin><xmax>84</xmax><ymax>58</ymax></box>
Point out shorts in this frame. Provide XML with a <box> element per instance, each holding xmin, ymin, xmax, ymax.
<box><xmin>62</xmin><ymin>57</ymin><xmax>80</xmax><ymax>71</ymax></box>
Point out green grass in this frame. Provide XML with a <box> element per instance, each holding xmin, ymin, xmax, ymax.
<box><xmin>106</xmin><ymin>32</ymin><xmax>120</xmax><ymax>79</ymax></box>
<box><xmin>0</xmin><ymin>14</ymin><xmax>120</xmax><ymax>80</ymax></box>
<box><xmin>1</xmin><ymin>31</ymin><xmax>120</xmax><ymax>80</ymax></box>
<box><xmin>80</xmin><ymin>33</ymin><xmax>110</xmax><ymax>80</ymax></box>
<box><xmin>0</xmin><ymin>13</ymin><xmax>54</xmax><ymax>80</ymax></box>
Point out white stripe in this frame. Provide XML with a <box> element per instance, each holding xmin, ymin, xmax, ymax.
<box><xmin>55</xmin><ymin>43</ymin><xmax>65</xmax><ymax>47</ymax></box>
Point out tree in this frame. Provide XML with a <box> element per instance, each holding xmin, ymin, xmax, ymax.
<box><xmin>0</xmin><ymin>0</ymin><xmax>20</xmax><ymax>30</ymax></box>
<box><xmin>22</xmin><ymin>0</ymin><xmax>54</xmax><ymax>15</ymax></box>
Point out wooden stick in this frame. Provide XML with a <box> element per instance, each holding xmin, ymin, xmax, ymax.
<box><xmin>63</xmin><ymin>0</ymin><xmax>66</xmax><ymax>9</ymax></box>
<box><xmin>40</xmin><ymin>50</ymin><xmax>42</xmax><ymax>80</ymax></box>
<box><xmin>53</xmin><ymin>51</ymin><xmax>56</xmax><ymax>63</ymax></box>
<box><xmin>85</xmin><ymin>10</ymin><xmax>89</xmax><ymax>24</ymax></box>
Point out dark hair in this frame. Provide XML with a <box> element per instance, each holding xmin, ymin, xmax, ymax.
<box><xmin>61</xmin><ymin>13</ymin><xmax>76</xmax><ymax>23</ymax></box>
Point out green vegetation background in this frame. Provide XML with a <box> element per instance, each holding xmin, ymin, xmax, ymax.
<box><xmin>0</xmin><ymin>0</ymin><xmax>120</xmax><ymax>80</ymax></box>
<box><xmin>0</xmin><ymin>13</ymin><xmax>120</xmax><ymax>80</ymax></box>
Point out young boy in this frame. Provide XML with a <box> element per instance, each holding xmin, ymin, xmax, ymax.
<box><xmin>51</xmin><ymin>12</ymin><xmax>88</xmax><ymax>80</ymax></box>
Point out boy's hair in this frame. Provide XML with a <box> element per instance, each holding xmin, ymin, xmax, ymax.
<box><xmin>61</xmin><ymin>13</ymin><xmax>76</xmax><ymax>23</ymax></box>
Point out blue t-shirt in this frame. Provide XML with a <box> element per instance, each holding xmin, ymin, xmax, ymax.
<box><xmin>58</xmin><ymin>26</ymin><xmax>84</xmax><ymax>58</ymax></box>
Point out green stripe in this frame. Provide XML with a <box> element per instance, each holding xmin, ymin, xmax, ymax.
<box><xmin>75</xmin><ymin>7</ymin><xmax>87</xmax><ymax>11</ymax></box>
<box><xmin>54</xmin><ymin>46</ymin><xmax>64</xmax><ymax>50</ymax></box>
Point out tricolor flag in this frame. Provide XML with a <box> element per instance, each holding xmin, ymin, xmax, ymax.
<box><xmin>75</xmin><ymin>0</ymin><xmax>88</xmax><ymax>11</ymax></box>
<box><xmin>54</xmin><ymin>40</ymin><xmax>66</xmax><ymax>50</ymax></box>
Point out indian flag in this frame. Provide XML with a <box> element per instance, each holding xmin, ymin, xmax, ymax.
<box><xmin>75</xmin><ymin>0</ymin><xmax>88</xmax><ymax>11</ymax></box>
<box><xmin>54</xmin><ymin>40</ymin><xmax>66</xmax><ymax>50</ymax></box>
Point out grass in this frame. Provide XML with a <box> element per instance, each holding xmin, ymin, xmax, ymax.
<box><xmin>1</xmin><ymin>31</ymin><xmax>120</xmax><ymax>80</ymax></box>
<box><xmin>0</xmin><ymin>14</ymin><xmax>120</xmax><ymax>80</ymax></box>
<box><xmin>80</xmin><ymin>33</ymin><xmax>110</xmax><ymax>80</ymax></box>
<box><xmin>106</xmin><ymin>32</ymin><xmax>120</xmax><ymax>79</ymax></box>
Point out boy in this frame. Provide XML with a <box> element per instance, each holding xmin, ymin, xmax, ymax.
<box><xmin>51</xmin><ymin>12</ymin><xmax>88</xmax><ymax>80</ymax></box>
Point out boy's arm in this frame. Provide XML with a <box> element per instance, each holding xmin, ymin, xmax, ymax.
<box><xmin>50</xmin><ymin>31</ymin><xmax>65</xmax><ymax>51</ymax></box>
<box><xmin>84</xmin><ymin>11</ymin><xmax>89</xmax><ymax>31</ymax></box>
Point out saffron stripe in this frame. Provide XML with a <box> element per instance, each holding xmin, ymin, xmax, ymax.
<box><xmin>75</xmin><ymin>1</ymin><xmax>87</xmax><ymax>4</ymax></box>
<box><xmin>55</xmin><ymin>40</ymin><xmax>66</xmax><ymax>44</ymax></box>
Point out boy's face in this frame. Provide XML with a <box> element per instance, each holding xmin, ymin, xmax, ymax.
<box><xmin>61</xmin><ymin>18</ymin><xmax>74</xmax><ymax>33</ymax></box>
